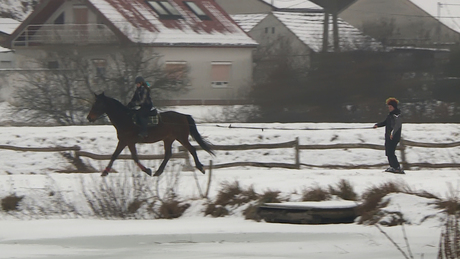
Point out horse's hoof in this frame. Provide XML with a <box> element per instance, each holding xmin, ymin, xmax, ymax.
<box><xmin>153</xmin><ymin>170</ymin><xmax>163</xmax><ymax>177</ymax></box>
<box><xmin>197</xmin><ymin>165</ymin><xmax>205</xmax><ymax>174</ymax></box>
<box><xmin>145</xmin><ymin>168</ymin><xmax>152</xmax><ymax>176</ymax></box>
<box><xmin>101</xmin><ymin>167</ymin><xmax>110</xmax><ymax>177</ymax></box>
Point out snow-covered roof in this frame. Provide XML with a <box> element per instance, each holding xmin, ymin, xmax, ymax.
<box><xmin>0</xmin><ymin>46</ymin><xmax>13</xmax><ymax>53</ymax></box>
<box><xmin>410</xmin><ymin>0</ymin><xmax>460</xmax><ymax>34</ymax></box>
<box><xmin>231</xmin><ymin>14</ymin><xmax>268</xmax><ymax>32</ymax></box>
<box><xmin>272</xmin><ymin>11</ymin><xmax>382</xmax><ymax>52</ymax></box>
<box><xmin>0</xmin><ymin>18</ymin><xmax>21</xmax><ymax>35</ymax></box>
<box><xmin>261</xmin><ymin>0</ymin><xmax>323</xmax><ymax>11</ymax></box>
<box><xmin>0</xmin><ymin>0</ymin><xmax>34</xmax><ymax>21</ymax></box>
<box><xmin>87</xmin><ymin>0</ymin><xmax>257</xmax><ymax>47</ymax></box>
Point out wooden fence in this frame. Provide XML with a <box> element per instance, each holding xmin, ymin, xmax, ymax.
<box><xmin>1</xmin><ymin>137</ymin><xmax>460</xmax><ymax>171</ymax></box>
<box><xmin>180</xmin><ymin>137</ymin><xmax>460</xmax><ymax>170</ymax></box>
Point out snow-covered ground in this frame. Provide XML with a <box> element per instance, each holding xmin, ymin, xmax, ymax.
<box><xmin>0</xmin><ymin>105</ymin><xmax>459</xmax><ymax>258</ymax></box>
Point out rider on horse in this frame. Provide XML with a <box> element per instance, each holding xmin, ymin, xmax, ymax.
<box><xmin>128</xmin><ymin>76</ymin><xmax>153</xmax><ymax>138</ymax></box>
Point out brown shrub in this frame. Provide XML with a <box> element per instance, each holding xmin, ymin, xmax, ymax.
<box><xmin>328</xmin><ymin>179</ymin><xmax>358</xmax><ymax>201</ymax></box>
<box><xmin>243</xmin><ymin>204</ymin><xmax>261</xmax><ymax>221</ymax></box>
<box><xmin>204</xmin><ymin>203</ymin><xmax>229</xmax><ymax>217</ymax></box>
<box><xmin>438</xmin><ymin>214</ymin><xmax>460</xmax><ymax>259</ymax></box>
<box><xmin>158</xmin><ymin>200</ymin><xmax>190</xmax><ymax>219</ymax></box>
<box><xmin>436</xmin><ymin>198</ymin><xmax>460</xmax><ymax>215</ymax></box>
<box><xmin>214</xmin><ymin>181</ymin><xmax>258</xmax><ymax>207</ymax></box>
<box><xmin>302</xmin><ymin>186</ymin><xmax>331</xmax><ymax>201</ymax></box>
<box><xmin>127</xmin><ymin>199</ymin><xmax>145</xmax><ymax>214</ymax></box>
<box><xmin>258</xmin><ymin>190</ymin><xmax>282</xmax><ymax>204</ymax></box>
<box><xmin>1</xmin><ymin>194</ymin><xmax>24</xmax><ymax>212</ymax></box>
<box><xmin>358</xmin><ymin>181</ymin><xmax>405</xmax><ymax>224</ymax></box>
<box><xmin>244</xmin><ymin>189</ymin><xmax>282</xmax><ymax>222</ymax></box>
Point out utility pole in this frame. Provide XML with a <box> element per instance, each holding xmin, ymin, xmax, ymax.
<box><xmin>437</xmin><ymin>2</ymin><xmax>442</xmax><ymax>43</ymax></box>
<box><xmin>332</xmin><ymin>0</ymin><xmax>339</xmax><ymax>52</ymax></box>
<box><xmin>322</xmin><ymin>12</ymin><xmax>329</xmax><ymax>52</ymax></box>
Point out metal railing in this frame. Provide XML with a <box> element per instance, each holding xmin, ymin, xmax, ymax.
<box><xmin>12</xmin><ymin>24</ymin><xmax>119</xmax><ymax>47</ymax></box>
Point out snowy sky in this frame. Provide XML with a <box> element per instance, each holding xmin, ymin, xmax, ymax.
<box><xmin>411</xmin><ymin>0</ymin><xmax>460</xmax><ymax>34</ymax></box>
<box><xmin>261</xmin><ymin>0</ymin><xmax>322</xmax><ymax>10</ymax></box>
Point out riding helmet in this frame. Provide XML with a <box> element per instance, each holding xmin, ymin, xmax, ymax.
<box><xmin>135</xmin><ymin>76</ymin><xmax>144</xmax><ymax>84</ymax></box>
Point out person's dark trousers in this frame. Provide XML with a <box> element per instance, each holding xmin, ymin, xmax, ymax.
<box><xmin>137</xmin><ymin>108</ymin><xmax>149</xmax><ymax>138</ymax></box>
<box><xmin>385</xmin><ymin>137</ymin><xmax>400</xmax><ymax>169</ymax></box>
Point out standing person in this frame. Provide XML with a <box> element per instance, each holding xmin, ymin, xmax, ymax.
<box><xmin>373</xmin><ymin>97</ymin><xmax>404</xmax><ymax>174</ymax></box>
<box><xmin>128</xmin><ymin>76</ymin><xmax>153</xmax><ymax>138</ymax></box>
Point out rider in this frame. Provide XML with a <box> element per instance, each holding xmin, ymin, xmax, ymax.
<box><xmin>127</xmin><ymin>76</ymin><xmax>153</xmax><ymax>138</ymax></box>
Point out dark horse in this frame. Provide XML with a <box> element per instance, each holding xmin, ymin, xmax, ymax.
<box><xmin>86</xmin><ymin>93</ymin><xmax>214</xmax><ymax>177</ymax></box>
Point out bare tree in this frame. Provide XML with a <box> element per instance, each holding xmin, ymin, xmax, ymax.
<box><xmin>362</xmin><ymin>18</ymin><xmax>398</xmax><ymax>48</ymax></box>
<box><xmin>11</xmin><ymin>49</ymin><xmax>91</xmax><ymax>125</ymax></box>
<box><xmin>98</xmin><ymin>44</ymin><xmax>189</xmax><ymax>105</ymax></box>
<box><xmin>11</xmin><ymin>46</ymin><xmax>189</xmax><ymax>125</ymax></box>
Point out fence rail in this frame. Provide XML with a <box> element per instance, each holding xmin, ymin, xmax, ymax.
<box><xmin>1</xmin><ymin>137</ymin><xmax>459</xmax><ymax>171</ymax></box>
<box><xmin>0</xmin><ymin>144</ymin><xmax>80</xmax><ymax>152</ymax></box>
<box><xmin>182</xmin><ymin>138</ymin><xmax>460</xmax><ymax>170</ymax></box>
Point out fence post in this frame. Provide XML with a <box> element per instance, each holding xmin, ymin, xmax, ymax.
<box><xmin>182</xmin><ymin>151</ymin><xmax>194</xmax><ymax>171</ymax></box>
<box><xmin>295</xmin><ymin>137</ymin><xmax>300</xmax><ymax>169</ymax></box>
<box><xmin>73</xmin><ymin>145</ymin><xmax>81</xmax><ymax>161</ymax></box>
<box><xmin>204</xmin><ymin>160</ymin><xmax>213</xmax><ymax>198</ymax></box>
<box><xmin>400</xmin><ymin>138</ymin><xmax>409</xmax><ymax>170</ymax></box>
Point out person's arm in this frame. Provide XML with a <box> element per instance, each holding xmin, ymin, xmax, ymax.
<box><xmin>127</xmin><ymin>89</ymin><xmax>139</xmax><ymax>108</ymax></box>
<box><xmin>391</xmin><ymin>114</ymin><xmax>402</xmax><ymax>137</ymax></box>
<box><xmin>373</xmin><ymin>119</ymin><xmax>386</xmax><ymax>128</ymax></box>
<box><xmin>139</xmin><ymin>87</ymin><xmax>149</xmax><ymax>105</ymax></box>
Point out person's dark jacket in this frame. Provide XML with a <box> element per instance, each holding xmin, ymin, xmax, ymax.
<box><xmin>375</xmin><ymin>108</ymin><xmax>402</xmax><ymax>142</ymax></box>
<box><xmin>128</xmin><ymin>84</ymin><xmax>153</xmax><ymax>111</ymax></box>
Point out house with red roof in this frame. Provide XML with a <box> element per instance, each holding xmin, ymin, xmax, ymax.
<box><xmin>6</xmin><ymin>0</ymin><xmax>257</xmax><ymax>104</ymax></box>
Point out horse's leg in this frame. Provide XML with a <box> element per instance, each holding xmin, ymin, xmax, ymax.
<box><xmin>102</xmin><ymin>141</ymin><xmax>126</xmax><ymax>177</ymax></box>
<box><xmin>127</xmin><ymin>143</ymin><xmax>152</xmax><ymax>176</ymax></box>
<box><xmin>153</xmin><ymin>139</ymin><xmax>174</xmax><ymax>177</ymax></box>
<box><xmin>177</xmin><ymin>137</ymin><xmax>205</xmax><ymax>174</ymax></box>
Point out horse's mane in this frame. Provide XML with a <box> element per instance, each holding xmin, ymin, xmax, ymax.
<box><xmin>102</xmin><ymin>94</ymin><xmax>131</xmax><ymax>112</ymax></box>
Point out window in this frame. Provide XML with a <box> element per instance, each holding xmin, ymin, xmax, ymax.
<box><xmin>0</xmin><ymin>61</ymin><xmax>12</xmax><ymax>68</ymax></box>
<box><xmin>54</xmin><ymin>12</ymin><xmax>65</xmax><ymax>24</ymax></box>
<box><xmin>165</xmin><ymin>61</ymin><xmax>187</xmax><ymax>84</ymax></box>
<box><xmin>92</xmin><ymin>59</ymin><xmax>107</xmax><ymax>78</ymax></box>
<box><xmin>161</xmin><ymin>1</ymin><xmax>181</xmax><ymax>16</ymax></box>
<box><xmin>184</xmin><ymin>1</ymin><xmax>210</xmax><ymax>20</ymax></box>
<box><xmin>265</xmin><ymin>27</ymin><xmax>275</xmax><ymax>34</ymax></box>
<box><xmin>147</xmin><ymin>1</ymin><xmax>182</xmax><ymax>19</ymax></box>
<box><xmin>48</xmin><ymin>61</ymin><xmax>59</xmax><ymax>69</ymax></box>
<box><xmin>211</xmin><ymin>62</ymin><xmax>231</xmax><ymax>88</ymax></box>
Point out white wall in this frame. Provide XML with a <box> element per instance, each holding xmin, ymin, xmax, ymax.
<box><xmin>156</xmin><ymin>46</ymin><xmax>254</xmax><ymax>102</ymax></box>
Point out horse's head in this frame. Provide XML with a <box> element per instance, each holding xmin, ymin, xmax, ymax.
<box><xmin>87</xmin><ymin>92</ymin><xmax>108</xmax><ymax>122</ymax></box>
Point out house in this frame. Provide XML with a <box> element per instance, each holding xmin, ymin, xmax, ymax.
<box><xmin>6</xmin><ymin>0</ymin><xmax>257</xmax><ymax>104</ymax></box>
<box><xmin>233</xmin><ymin>11</ymin><xmax>380</xmax><ymax>53</ymax></box>
<box><xmin>339</xmin><ymin>0</ymin><xmax>460</xmax><ymax>49</ymax></box>
<box><xmin>0</xmin><ymin>18</ymin><xmax>20</xmax><ymax>69</ymax></box>
<box><xmin>230</xmin><ymin>6</ymin><xmax>381</xmax><ymax>70</ymax></box>
<box><xmin>219</xmin><ymin>0</ymin><xmax>379</xmax><ymax>56</ymax></box>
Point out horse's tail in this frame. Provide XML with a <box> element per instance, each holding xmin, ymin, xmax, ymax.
<box><xmin>186</xmin><ymin>115</ymin><xmax>215</xmax><ymax>156</ymax></box>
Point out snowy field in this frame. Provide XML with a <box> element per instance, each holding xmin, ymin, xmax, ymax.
<box><xmin>0</xmin><ymin>106</ymin><xmax>459</xmax><ymax>258</ymax></box>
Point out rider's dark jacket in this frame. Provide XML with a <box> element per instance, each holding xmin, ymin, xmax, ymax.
<box><xmin>127</xmin><ymin>84</ymin><xmax>153</xmax><ymax>111</ymax></box>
